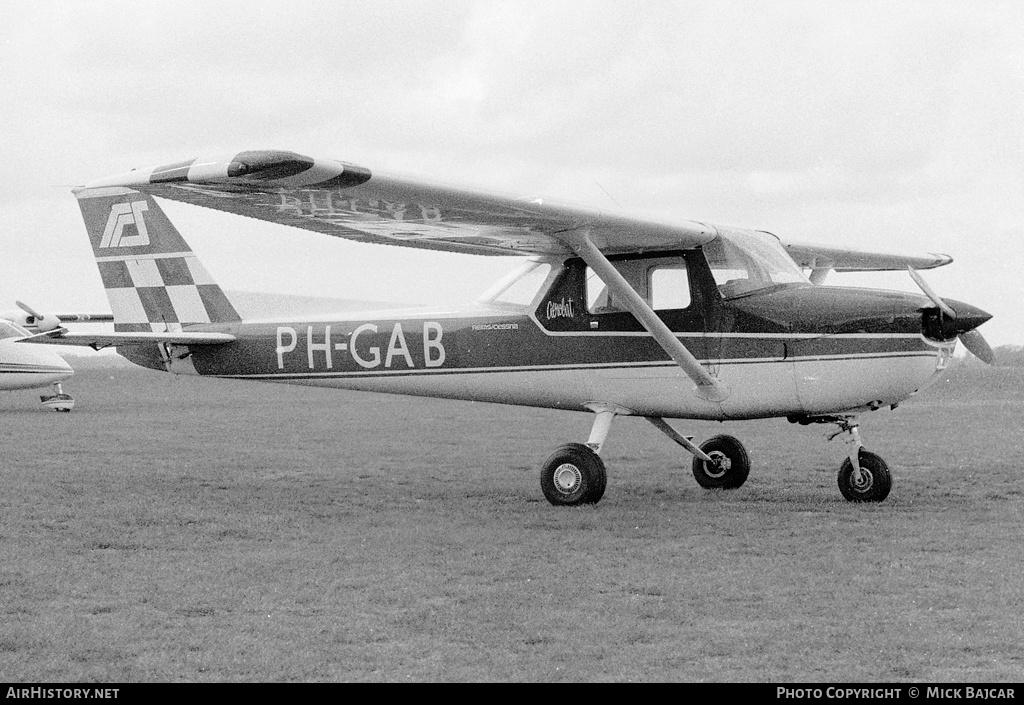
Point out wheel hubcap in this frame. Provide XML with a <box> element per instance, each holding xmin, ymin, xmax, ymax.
<box><xmin>702</xmin><ymin>451</ymin><xmax>731</xmax><ymax>479</ymax></box>
<box><xmin>553</xmin><ymin>463</ymin><xmax>583</xmax><ymax>495</ymax></box>
<box><xmin>851</xmin><ymin>468</ymin><xmax>874</xmax><ymax>492</ymax></box>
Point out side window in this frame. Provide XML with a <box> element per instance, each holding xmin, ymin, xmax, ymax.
<box><xmin>586</xmin><ymin>262</ymin><xmax>646</xmax><ymax>314</ymax></box>
<box><xmin>649</xmin><ymin>265</ymin><xmax>691</xmax><ymax>310</ymax></box>
<box><xmin>586</xmin><ymin>256</ymin><xmax>691</xmax><ymax>313</ymax></box>
<box><xmin>586</xmin><ymin>268</ymin><xmax>613</xmax><ymax>313</ymax></box>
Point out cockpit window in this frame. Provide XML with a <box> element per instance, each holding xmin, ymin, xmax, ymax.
<box><xmin>586</xmin><ymin>255</ymin><xmax>691</xmax><ymax>313</ymax></box>
<box><xmin>649</xmin><ymin>265</ymin><xmax>691</xmax><ymax>310</ymax></box>
<box><xmin>703</xmin><ymin>230</ymin><xmax>809</xmax><ymax>299</ymax></box>
<box><xmin>0</xmin><ymin>321</ymin><xmax>29</xmax><ymax>340</ymax></box>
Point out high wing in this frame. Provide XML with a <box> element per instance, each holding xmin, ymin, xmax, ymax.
<box><xmin>80</xmin><ymin>150</ymin><xmax>952</xmax><ymax>271</ymax></box>
<box><xmin>80</xmin><ymin>150</ymin><xmax>714</xmax><ymax>256</ymax></box>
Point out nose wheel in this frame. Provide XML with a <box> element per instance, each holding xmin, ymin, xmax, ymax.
<box><xmin>40</xmin><ymin>382</ymin><xmax>74</xmax><ymax>412</ymax></box>
<box><xmin>838</xmin><ymin>449</ymin><xmax>891</xmax><ymax>502</ymax></box>
<box><xmin>827</xmin><ymin>417</ymin><xmax>891</xmax><ymax>502</ymax></box>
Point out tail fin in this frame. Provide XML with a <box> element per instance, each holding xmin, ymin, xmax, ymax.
<box><xmin>75</xmin><ymin>187</ymin><xmax>241</xmax><ymax>332</ymax></box>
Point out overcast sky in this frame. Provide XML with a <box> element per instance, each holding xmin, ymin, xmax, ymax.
<box><xmin>2</xmin><ymin>1</ymin><xmax>1021</xmax><ymax>345</ymax></box>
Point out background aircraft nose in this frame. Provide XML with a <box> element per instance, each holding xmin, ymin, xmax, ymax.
<box><xmin>41</xmin><ymin>350</ymin><xmax>74</xmax><ymax>381</ymax></box>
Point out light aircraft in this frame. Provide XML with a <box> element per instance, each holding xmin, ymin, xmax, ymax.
<box><xmin>26</xmin><ymin>150</ymin><xmax>994</xmax><ymax>503</ymax></box>
<box><xmin>0</xmin><ymin>303</ymin><xmax>82</xmax><ymax>410</ymax></box>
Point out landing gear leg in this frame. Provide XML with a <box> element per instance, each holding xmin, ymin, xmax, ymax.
<box><xmin>539</xmin><ymin>406</ymin><xmax>616</xmax><ymax>506</ymax></box>
<box><xmin>40</xmin><ymin>382</ymin><xmax>74</xmax><ymax>412</ymax></box>
<box><xmin>829</xmin><ymin>417</ymin><xmax>891</xmax><ymax>502</ymax></box>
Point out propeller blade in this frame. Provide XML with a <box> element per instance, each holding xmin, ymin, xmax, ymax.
<box><xmin>15</xmin><ymin>300</ymin><xmax>44</xmax><ymax>320</ymax></box>
<box><xmin>960</xmin><ymin>329</ymin><xmax>995</xmax><ymax>365</ymax></box>
<box><xmin>907</xmin><ymin>267</ymin><xmax>957</xmax><ymax>319</ymax></box>
<box><xmin>14</xmin><ymin>300</ymin><xmax>62</xmax><ymax>332</ymax></box>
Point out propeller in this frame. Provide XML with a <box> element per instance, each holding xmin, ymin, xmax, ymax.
<box><xmin>15</xmin><ymin>301</ymin><xmax>61</xmax><ymax>332</ymax></box>
<box><xmin>959</xmin><ymin>329</ymin><xmax>995</xmax><ymax>365</ymax></box>
<box><xmin>907</xmin><ymin>267</ymin><xmax>994</xmax><ymax>364</ymax></box>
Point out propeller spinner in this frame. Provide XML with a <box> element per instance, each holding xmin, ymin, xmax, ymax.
<box><xmin>15</xmin><ymin>301</ymin><xmax>62</xmax><ymax>332</ymax></box>
<box><xmin>907</xmin><ymin>267</ymin><xmax>994</xmax><ymax>364</ymax></box>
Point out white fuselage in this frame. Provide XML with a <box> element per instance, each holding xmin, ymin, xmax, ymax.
<box><xmin>0</xmin><ymin>340</ymin><xmax>73</xmax><ymax>391</ymax></box>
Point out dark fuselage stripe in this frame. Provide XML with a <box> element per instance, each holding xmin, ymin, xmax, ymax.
<box><xmin>0</xmin><ymin>368</ymin><xmax>68</xmax><ymax>374</ymax></box>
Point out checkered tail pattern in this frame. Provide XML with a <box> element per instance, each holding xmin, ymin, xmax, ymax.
<box><xmin>76</xmin><ymin>188</ymin><xmax>241</xmax><ymax>332</ymax></box>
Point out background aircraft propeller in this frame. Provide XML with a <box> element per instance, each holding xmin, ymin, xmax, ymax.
<box><xmin>15</xmin><ymin>300</ymin><xmax>62</xmax><ymax>332</ymax></box>
<box><xmin>907</xmin><ymin>267</ymin><xmax>994</xmax><ymax>364</ymax></box>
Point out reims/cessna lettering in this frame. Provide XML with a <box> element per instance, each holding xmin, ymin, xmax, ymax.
<box><xmin>29</xmin><ymin>149</ymin><xmax>994</xmax><ymax>506</ymax></box>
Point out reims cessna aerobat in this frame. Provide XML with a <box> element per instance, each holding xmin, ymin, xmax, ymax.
<box><xmin>28</xmin><ymin>150</ymin><xmax>993</xmax><ymax>504</ymax></box>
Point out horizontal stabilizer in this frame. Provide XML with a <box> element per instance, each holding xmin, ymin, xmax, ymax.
<box><xmin>56</xmin><ymin>313</ymin><xmax>114</xmax><ymax>323</ymax></box>
<box><xmin>18</xmin><ymin>328</ymin><xmax>236</xmax><ymax>350</ymax></box>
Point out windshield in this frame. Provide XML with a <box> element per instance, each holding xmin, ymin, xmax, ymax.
<box><xmin>703</xmin><ymin>230</ymin><xmax>809</xmax><ymax>299</ymax></box>
<box><xmin>0</xmin><ymin>320</ymin><xmax>30</xmax><ymax>340</ymax></box>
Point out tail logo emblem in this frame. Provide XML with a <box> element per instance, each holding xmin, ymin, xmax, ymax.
<box><xmin>99</xmin><ymin>201</ymin><xmax>150</xmax><ymax>248</ymax></box>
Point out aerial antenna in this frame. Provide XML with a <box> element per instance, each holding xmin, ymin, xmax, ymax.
<box><xmin>593</xmin><ymin>180</ymin><xmax>623</xmax><ymax>210</ymax></box>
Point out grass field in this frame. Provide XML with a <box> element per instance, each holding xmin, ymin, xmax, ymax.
<box><xmin>1</xmin><ymin>363</ymin><xmax>1022</xmax><ymax>682</ymax></box>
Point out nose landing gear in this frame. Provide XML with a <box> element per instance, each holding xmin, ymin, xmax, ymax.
<box><xmin>40</xmin><ymin>382</ymin><xmax>74</xmax><ymax>412</ymax></box>
<box><xmin>827</xmin><ymin>417</ymin><xmax>891</xmax><ymax>502</ymax></box>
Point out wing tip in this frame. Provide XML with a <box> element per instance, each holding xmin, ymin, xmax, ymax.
<box><xmin>81</xmin><ymin>150</ymin><xmax>373</xmax><ymax>191</ymax></box>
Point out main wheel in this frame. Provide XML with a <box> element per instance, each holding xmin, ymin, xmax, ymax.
<box><xmin>692</xmin><ymin>435</ymin><xmax>750</xmax><ymax>489</ymax></box>
<box><xmin>540</xmin><ymin>443</ymin><xmax>607</xmax><ymax>506</ymax></box>
<box><xmin>838</xmin><ymin>449</ymin><xmax>891</xmax><ymax>502</ymax></box>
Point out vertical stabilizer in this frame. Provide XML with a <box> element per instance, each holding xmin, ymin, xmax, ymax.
<box><xmin>75</xmin><ymin>187</ymin><xmax>241</xmax><ymax>332</ymax></box>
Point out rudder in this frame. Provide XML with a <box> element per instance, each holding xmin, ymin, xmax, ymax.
<box><xmin>75</xmin><ymin>187</ymin><xmax>241</xmax><ymax>332</ymax></box>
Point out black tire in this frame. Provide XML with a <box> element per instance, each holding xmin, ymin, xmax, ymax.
<box><xmin>838</xmin><ymin>450</ymin><xmax>891</xmax><ymax>502</ymax></box>
<box><xmin>692</xmin><ymin>435</ymin><xmax>750</xmax><ymax>489</ymax></box>
<box><xmin>540</xmin><ymin>443</ymin><xmax>607</xmax><ymax>506</ymax></box>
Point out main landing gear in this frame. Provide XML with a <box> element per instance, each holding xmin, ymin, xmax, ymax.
<box><xmin>539</xmin><ymin>405</ymin><xmax>616</xmax><ymax>506</ymax></box>
<box><xmin>540</xmin><ymin>409</ymin><xmax>893</xmax><ymax>505</ymax></box>
<box><xmin>40</xmin><ymin>382</ymin><xmax>74</xmax><ymax>412</ymax></box>
<box><xmin>538</xmin><ymin>406</ymin><xmax>752</xmax><ymax>506</ymax></box>
<box><xmin>539</xmin><ymin>443</ymin><xmax>608</xmax><ymax>506</ymax></box>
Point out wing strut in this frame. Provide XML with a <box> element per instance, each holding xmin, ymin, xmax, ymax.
<box><xmin>562</xmin><ymin>228</ymin><xmax>729</xmax><ymax>401</ymax></box>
